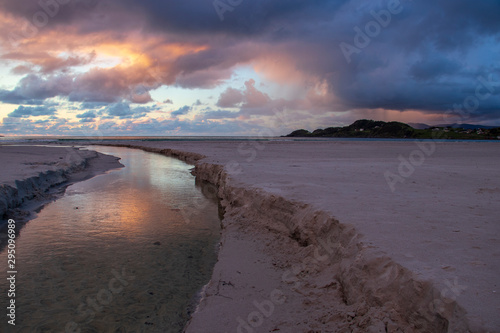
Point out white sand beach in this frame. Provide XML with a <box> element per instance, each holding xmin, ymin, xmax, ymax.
<box><xmin>96</xmin><ymin>140</ymin><xmax>500</xmax><ymax>333</ymax></box>
<box><xmin>1</xmin><ymin>141</ymin><xmax>498</xmax><ymax>332</ymax></box>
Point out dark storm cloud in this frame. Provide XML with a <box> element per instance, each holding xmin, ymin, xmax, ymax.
<box><xmin>394</xmin><ymin>0</ymin><xmax>500</xmax><ymax>51</ymax></box>
<box><xmin>83</xmin><ymin>0</ymin><xmax>500</xmax><ymax>49</ymax></box>
<box><xmin>0</xmin><ymin>0</ymin><xmax>108</xmax><ymax>28</ymax></box>
<box><xmin>115</xmin><ymin>0</ymin><xmax>349</xmax><ymax>36</ymax></box>
<box><xmin>281</xmin><ymin>1</ymin><xmax>500</xmax><ymax>119</ymax></box>
<box><xmin>0</xmin><ymin>0</ymin><xmax>346</xmax><ymax>37</ymax></box>
<box><xmin>2</xmin><ymin>0</ymin><xmax>498</xmax><ymax>51</ymax></box>
<box><xmin>1</xmin><ymin>0</ymin><xmax>499</xmax><ymax>123</ymax></box>
<box><xmin>409</xmin><ymin>57</ymin><xmax>462</xmax><ymax>81</ymax></box>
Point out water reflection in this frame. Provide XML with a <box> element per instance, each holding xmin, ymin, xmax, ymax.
<box><xmin>0</xmin><ymin>146</ymin><xmax>221</xmax><ymax>332</ymax></box>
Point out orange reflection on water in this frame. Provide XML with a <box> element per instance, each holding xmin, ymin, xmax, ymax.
<box><xmin>0</xmin><ymin>146</ymin><xmax>221</xmax><ymax>332</ymax></box>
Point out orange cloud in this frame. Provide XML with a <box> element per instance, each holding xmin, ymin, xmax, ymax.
<box><xmin>0</xmin><ymin>20</ymin><xmax>212</xmax><ymax>104</ymax></box>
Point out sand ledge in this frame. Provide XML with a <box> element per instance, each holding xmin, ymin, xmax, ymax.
<box><xmin>187</xmin><ymin>163</ymin><xmax>470</xmax><ymax>332</ymax></box>
<box><xmin>0</xmin><ymin>146</ymin><xmax>123</xmax><ymax>225</ymax></box>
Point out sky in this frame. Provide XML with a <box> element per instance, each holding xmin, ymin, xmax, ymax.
<box><xmin>0</xmin><ymin>0</ymin><xmax>499</xmax><ymax>136</ymax></box>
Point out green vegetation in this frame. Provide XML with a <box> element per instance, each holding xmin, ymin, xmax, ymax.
<box><xmin>285</xmin><ymin>119</ymin><xmax>500</xmax><ymax>140</ymax></box>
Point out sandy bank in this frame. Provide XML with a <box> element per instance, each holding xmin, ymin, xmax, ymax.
<box><xmin>55</xmin><ymin>141</ymin><xmax>500</xmax><ymax>332</ymax></box>
<box><xmin>0</xmin><ymin>145</ymin><xmax>123</xmax><ymax>225</ymax></box>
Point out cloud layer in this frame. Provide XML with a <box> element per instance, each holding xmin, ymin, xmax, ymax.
<box><xmin>0</xmin><ymin>0</ymin><xmax>499</xmax><ymax>135</ymax></box>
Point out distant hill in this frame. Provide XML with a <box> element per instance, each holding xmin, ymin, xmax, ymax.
<box><xmin>434</xmin><ymin>123</ymin><xmax>497</xmax><ymax>130</ymax></box>
<box><xmin>407</xmin><ymin>123</ymin><xmax>431</xmax><ymax>129</ymax></box>
<box><xmin>286</xmin><ymin>120</ymin><xmax>416</xmax><ymax>138</ymax></box>
<box><xmin>284</xmin><ymin>119</ymin><xmax>500</xmax><ymax>140</ymax></box>
<box><xmin>408</xmin><ymin>123</ymin><xmax>497</xmax><ymax>130</ymax></box>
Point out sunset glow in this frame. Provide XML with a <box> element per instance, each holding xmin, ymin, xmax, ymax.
<box><xmin>0</xmin><ymin>0</ymin><xmax>499</xmax><ymax>135</ymax></box>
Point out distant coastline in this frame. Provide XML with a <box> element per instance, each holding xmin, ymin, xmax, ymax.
<box><xmin>284</xmin><ymin>119</ymin><xmax>500</xmax><ymax>140</ymax></box>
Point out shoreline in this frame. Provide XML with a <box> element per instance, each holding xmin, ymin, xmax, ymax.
<box><xmin>0</xmin><ymin>145</ymin><xmax>123</xmax><ymax>231</ymax></box>
<box><xmin>86</xmin><ymin>141</ymin><xmax>497</xmax><ymax>332</ymax></box>
<box><xmin>2</xmin><ymin>141</ymin><xmax>498</xmax><ymax>332</ymax></box>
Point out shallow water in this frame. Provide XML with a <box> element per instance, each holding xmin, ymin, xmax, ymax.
<box><xmin>0</xmin><ymin>146</ymin><xmax>221</xmax><ymax>333</ymax></box>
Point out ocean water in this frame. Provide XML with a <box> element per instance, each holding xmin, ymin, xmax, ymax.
<box><xmin>1</xmin><ymin>135</ymin><xmax>498</xmax><ymax>143</ymax></box>
<box><xmin>0</xmin><ymin>146</ymin><xmax>221</xmax><ymax>332</ymax></box>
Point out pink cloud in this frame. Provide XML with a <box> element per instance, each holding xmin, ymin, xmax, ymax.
<box><xmin>216</xmin><ymin>87</ymin><xmax>244</xmax><ymax>108</ymax></box>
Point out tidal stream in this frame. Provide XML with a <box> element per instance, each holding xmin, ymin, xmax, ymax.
<box><xmin>0</xmin><ymin>146</ymin><xmax>221</xmax><ymax>333</ymax></box>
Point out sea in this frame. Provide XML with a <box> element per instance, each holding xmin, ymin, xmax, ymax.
<box><xmin>1</xmin><ymin>135</ymin><xmax>499</xmax><ymax>143</ymax></box>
